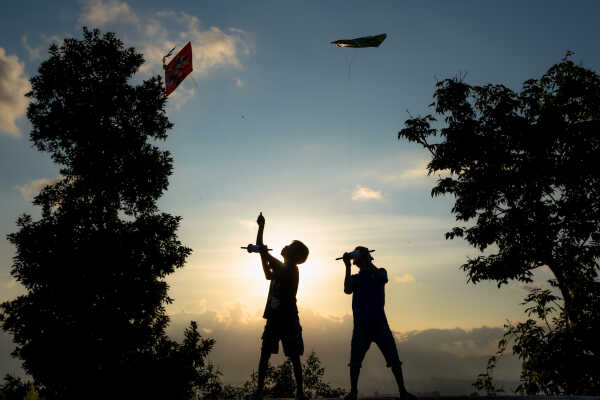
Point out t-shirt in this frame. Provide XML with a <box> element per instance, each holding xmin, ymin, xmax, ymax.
<box><xmin>263</xmin><ymin>264</ymin><xmax>299</xmax><ymax>319</ymax></box>
<box><xmin>350</xmin><ymin>267</ymin><xmax>388</xmax><ymax>325</ymax></box>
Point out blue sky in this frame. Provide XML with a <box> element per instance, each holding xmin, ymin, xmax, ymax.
<box><xmin>1</xmin><ymin>0</ymin><xmax>599</xmax><ymax>393</ymax></box>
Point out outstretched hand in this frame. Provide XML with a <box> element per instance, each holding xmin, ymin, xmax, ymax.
<box><xmin>257</xmin><ymin>212</ymin><xmax>265</xmax><ymax>227</ymax></box>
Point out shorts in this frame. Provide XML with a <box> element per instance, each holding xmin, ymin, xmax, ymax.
<box><xmin>349</xmin><ymin>320</ymin><xmax>402</xmax><ymax>369</ymax></box>
<box><xmin>261</xmin><ymin>313</ymin><xmax>304</xmax><ymax>357</ymax></box>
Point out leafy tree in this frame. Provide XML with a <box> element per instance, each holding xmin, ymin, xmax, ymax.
<box><xmin>399</xmin><ymin>53</ymin><xmax>600</xmax><ymax>394</ymax></box>
<box><xmin>238</xmin><ymin>352</ymin><xmax>345</xmax><ymax>399</ymax></box>
<box><xmin>0</xmin><ymin>28</ymin><xmax>218</xmax><ymax>399</ymax></box>
<box><xmin>270</xmin><ymin>360</ymin><xmax>296</xmax><ymax>398</ymax></box>
<box><xmin>0</xmin><ymin>375</ymin><xmax>29</xmax><ymax>400</ymax></box>
<box><xmin>474</xmin><ymin>285</ymin><xmax>599</xmax><ymax>395</ymax></box>
<box><xmin>302</xmin><ymin>352</ymin><xmax>346</xmax><ymax>398</ymax></box>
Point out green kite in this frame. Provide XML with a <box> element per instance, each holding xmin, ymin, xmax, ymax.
<box><xmin>330</xmin><ymin>33</ymin><xmax>387</xmax><ymax>48</ymax></box>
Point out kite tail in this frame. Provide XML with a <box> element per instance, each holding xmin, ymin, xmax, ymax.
<box><xmin>189</xmin><ymin>74</ymin><xmax>201</xmax><ymax>91</ymax></box>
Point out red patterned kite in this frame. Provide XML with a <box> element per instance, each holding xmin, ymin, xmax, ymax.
<box><xmin>164</xmin><ymin>42</ymin><xmax>193</xmax><ymax>96</ymax></box>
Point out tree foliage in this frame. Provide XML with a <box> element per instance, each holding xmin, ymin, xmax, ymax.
<box><xmin>0</xmin><ymin>375</ymin><xmax>30</xmax><ymax>400</ymax></box>
<box><xmin>474</xmin><ymin>284</ymin><xmax>599</xmax><ymax>395</ymax></box>
<box><xmin>238</xmin><ymin>352</ymin><xmax>345</xmax><ymax>399</ymax></box>
<box><xmin>0</xmin><ymin>28</ymin><xmax>218</xmax><ymax>399</ymax></box>
<box><xmin>399</xmin><ymin>53</ymin><xmax>600</xmax><ymax>394</ymax></box>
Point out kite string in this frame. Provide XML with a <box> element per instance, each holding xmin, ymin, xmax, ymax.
<box><xmin>343</xmin><ymin>49</ymin><xmax>357</xmax><ymax>167</ymax></box>
<box><xmin>346</xmin><ymin>48</ymin><xmax>357</xmax><ymax>83</ymax></box>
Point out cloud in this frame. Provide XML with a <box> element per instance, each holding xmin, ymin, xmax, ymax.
<box><xmin>79</xmin><ymin>0</ymin><xmax>139</xmax><ymax>26</ymax></box>
<box><xmin>400</xmin><ymin>160</ymin><xmax>430</xmax><ymax>179</ymax></box>
<box><xmin>239</xmin><ymin>219</ymin><xmax>256</xmax><ymax>231</ymax></box>
<box><xmin>361</xmin><ymin>157</ymin><xmax>452</xmax><ymax>190</ymax></box>
<box><xmin>352</xmin><ymin>186</ymin><xmax>383</xmax><ymax>201</ymax></box>
<box><xmin>0</xmin><ymin>303</ymin><xmax>520</xmax><ymax>395</ymax></box>
<box><xmin>164</xmin><ymin>306</ymin><xmax>520</xmax><ymax>395</ymax></box>
<box><xmin>76</xmin><ymin>1</ymin><xmax>250</xmax><ymax>104</ymax></box>
<box><xmin>21</xmin><ymin>36</ymin><xmax>42</xmax><ymax>61</ymax></box>
<box><xmin>395</xmin><ymin>273</ymin><xmax>415</xmax><ymax>283</ymax></box>
<box><xmin>21</xmin><ymin>34</ymin><xmax>63</xmax><ymax>61</ymax></box>
<box><xmin>379</xmin><ymin>159</ymin><xmax>431</xmax><ymax>186</ymax></box>
<box><xmin>0</xmin><ymin>48</ymin><xmax>31</xmax><ymax>138</ymax></box>
<box><xmin>168</xmin><ymin>85</ymin><xmax>195</xmax><ymax>111</ymax></box>
<box><xmin>14</xmin><ymin>176</ymin><xmax>62</xmax><ymax>200</ymax></box>
<box><xmin>136</xmin><ymin>13</ymin><xmax>248</xmax><ymax>78</ymax></box>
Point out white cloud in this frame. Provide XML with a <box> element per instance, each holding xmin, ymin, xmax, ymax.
<box><xmin>21</xmin><ymin>34</ymin><xmax>63</xmax><ymax>61</ymax></box>
<box><xmin>76</xmin><ymin>1</ymin><xmax>250</xmax><ymax>108</ymax></box>
<box><xmin>79</xmin><ymin>0</ymin><xmax>139</xmax><ymax>26</ymax></box>
<box><xmin>395</xmin><ymin>273</ymin><xmax>415</xmax><ymax>283</ymax></box>
<box><xmin>0</xmin><ymin>48</ymin><xmax>31</xmax><ymax>138</ymax></box>
<box><xmin>400</xmin><ymin>160</ymin><xmax>430</xmax><ymax>179</ymax></box>
<box><xmin>14</xmin><ymin>176</ymin><xmax>62</xmax><ymax>200</ymax></box>
<box><xmin>239</xmin><ymin>219</ymin><xmax>256</xmax><ymax>231</ymax></box>
<box><xmin>352</xmin><ymin>185</ymin><xmax>383</xmax><ymax>201</ymax></box>
<box><xmin>136</xmin><ymin>13</ymin><xmax>248</xmax><ymax>78</ymax></box>
<box><xmin>168</xmin><ymin>85</ymin><xmax>195</xmax><ymax>111</ymax></box>
<box><xmin>21</xmin><ymin>35</ymin><xmax>42</xmax><ymax>60</ymax></box>
<box><xmin>379</xmin><ymin>159</ymin><xmax>431</xmax><ymax>186</ymax></box>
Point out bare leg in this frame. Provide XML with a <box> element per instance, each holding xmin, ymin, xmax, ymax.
<box><xmin>392</xmin><ymin>364</ymin><xmax>416</xmax><ymax>400</ymax></box>
<box><xmin>256</xmin><ymin>348</ymin><xmax>271</xmax><ymax>397</ymax></box>
<box><xmin>345</xmin><ymin>366</ymin><xmax>360</xmax><ymax>399</ymax></box>
<box><xmin>290</xmin><ymin>355</ymin><xmax>304</xmax><ymax>398</ymax></box>
<box><xmin>392</xmin><ymin>364</ymin><xmax>406</xmax><ymax>393</ymax></box>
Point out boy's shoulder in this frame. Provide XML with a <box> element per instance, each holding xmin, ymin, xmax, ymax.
<box><xmin>352</xmin><ymin>268</ymin><xmax>388</xmax><ymax>282</ymax></box>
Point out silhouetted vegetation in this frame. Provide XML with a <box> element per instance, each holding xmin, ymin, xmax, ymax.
<box><xmin>0</xmin><ymin>375</ymin><xmax>31</xmax><ymax>400</ymax></box>
<box><xmin>399</xmin><ymin>52</ymin><xmax>600</xmax><ymax>395</ymax></box>
<box><xmin>237</xmin><ymin>351</ymin><xmax>346</xmax><ymax>399</ymax></box>
<box><xmin>0</xmin><ymin>28</ymin><xmax>219</xmax><ymax>399</ymax></box>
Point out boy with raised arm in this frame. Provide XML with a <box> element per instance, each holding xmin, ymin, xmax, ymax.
<box><xmin>342</xmin><ymin>246</ymin><xmax>416</xmax><ymax>400</ymax></box>
<box><xmin>253</xmin><ymin>212</ymin><xmax>309</xmax><ymax>400</ymax></box>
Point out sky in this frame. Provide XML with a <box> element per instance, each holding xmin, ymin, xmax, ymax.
<box><xmin>1</xmin><ymin>0</ymin><xmax>600</xmax><ymax>395</ymax></box>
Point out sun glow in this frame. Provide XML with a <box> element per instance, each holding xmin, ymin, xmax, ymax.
<box><xmin>236</xmin><ymin>225</ymin><xmax>337</xmax><ymax>312</ymax></box>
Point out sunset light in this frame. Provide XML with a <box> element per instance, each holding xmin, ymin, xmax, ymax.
<box><xmin>1</xmin><ymin>1</ymin><xmax>598</xmax><ymax>397</ymax></box>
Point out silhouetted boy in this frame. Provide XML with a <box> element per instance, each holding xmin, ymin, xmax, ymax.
<box><xmin>342</xmin><ymin>246</ymin><xmax>415</xmax><ymax>400</ymax></box>
<box><xmin>254</xmin><ymin>213</ymin><xmax>309</xmax><ymax>400</ymax></box>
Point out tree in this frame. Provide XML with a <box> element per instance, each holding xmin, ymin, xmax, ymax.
<box><xmin>239</xmin><ymin>352</ymin><xmax>345</xmax><ymax>399</ymax></box>
<box><xmin>0</xmin><ymin>28</ymin><xmax>216</xmax><ymax>399</ymax></box>
<box><xmin>302</xmin><ymin>352</ymin><xmax>346</xmax><ymax>398</ymax></box>
<box><xmin>399</xmin><ymin>53</ymin><xmax>600</xmax><ymax>394</ymax></box>
<box><xmin>0</xmin><ymin>375</ymin><xmax>29</xmax><ymax>400</ymax></box>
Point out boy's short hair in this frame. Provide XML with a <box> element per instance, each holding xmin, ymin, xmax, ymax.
<box><xmin>291</xmin><ymin>240</ymin><xmax>309</xmax><ymax>264</ymax></box>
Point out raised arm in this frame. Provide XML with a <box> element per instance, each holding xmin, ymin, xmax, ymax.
<box><xmin>256</xmin><ymin>213</ymin><xmax>271</xmax><ymax>279</ymax></box>
<box><xmin>256</xmin><ymin>212</ymin><xmax>265</xmax><ymax>247</ymax></box>
<box><xmin>343</xmin><ymin>253</ymin><xmax>353</xmax><ymax>294</ymax></box>
<box><xmin>256</xmin><ymin>213</ymin><xmax>283</xmax><ymax>279</ymax></box>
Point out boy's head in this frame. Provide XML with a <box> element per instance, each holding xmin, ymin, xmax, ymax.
<box><xmin>281</xmin><ymin>240</ymin><xmax>309</xmax><ymax>265</ymax></box>
<box><xmin>353</xmin><ymin>246</ymin><xmax>374</xmax><ymax>268</ymax></box>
